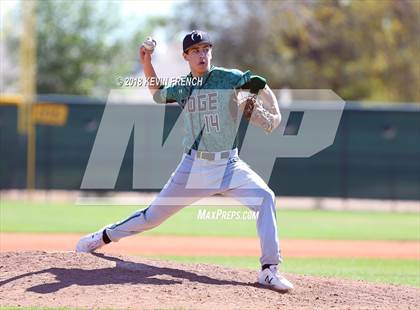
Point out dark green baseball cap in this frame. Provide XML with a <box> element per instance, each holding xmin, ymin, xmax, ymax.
<box><xmin>183</xmin><ymin>30</ymin><xmax>212</xmax><ymax>53</ymax></box>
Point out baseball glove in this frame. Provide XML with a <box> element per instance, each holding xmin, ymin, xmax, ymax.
<box><xmin>238</xmin><ymin>93</ymin><xmax>275</xmax><ymax>133</ymax></box>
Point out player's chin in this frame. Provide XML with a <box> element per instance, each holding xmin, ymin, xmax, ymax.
<box><xmin>196</xmin><ymin>62</ymin><xmax>208</xmax><ymax>72</ymax></box>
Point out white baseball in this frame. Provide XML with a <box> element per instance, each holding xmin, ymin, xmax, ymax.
<box><xmin>142</xmin><ymin>37</ymin><xmax>156</xmax><ymax>52</ymax></box>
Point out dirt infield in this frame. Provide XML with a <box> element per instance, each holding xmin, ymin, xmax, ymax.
<box><xmin>0</xmin><ymin>251</ymin><xmax>418</xmax><ymax>310</ymax></box>
<box><xmin>1</xmin><ymin>233</ymin><xmax>419</xmax><ymax>259</ymax></box>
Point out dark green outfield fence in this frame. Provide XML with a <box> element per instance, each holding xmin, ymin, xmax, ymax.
<box><xmin>1</xmin><ymin>95</ymin><xmax>419</xmax><ymax>200</ymax></box>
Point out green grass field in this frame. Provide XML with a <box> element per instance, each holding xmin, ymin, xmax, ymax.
<box><xmin>1</xmin><ymin>200</ymin><xmax>419</xmax><ymax>288</ymax></box>
<box><xmin>145</xmin><ymin>255</ymin><xmax>420</xmax><ymax>287</ymax></box>
<box><xmin>1</xmin><ymin>201</ymin><xmax>419</xmax><ymax>240</ymax></box>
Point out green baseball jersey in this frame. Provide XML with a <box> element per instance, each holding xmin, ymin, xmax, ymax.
<box><xmin>154</xmin><ymin>66</ymin><xmax>251</xmax><ymax>152</ymax></box>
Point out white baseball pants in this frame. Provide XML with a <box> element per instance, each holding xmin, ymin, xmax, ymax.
<box><xmin>105</xmin><ymin>148</ymin><xmax>282</xmax><ymax>266</ymax></box>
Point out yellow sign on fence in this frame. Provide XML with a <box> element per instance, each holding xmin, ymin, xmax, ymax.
<box><xmin>31</xmin><ymin>103</ymin><xmax>69</xmax><ymax>126</ymax></box>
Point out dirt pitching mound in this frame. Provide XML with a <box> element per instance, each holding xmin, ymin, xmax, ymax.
<box><xmin>0</xmin><ymin>251</ymin><xmax>418</xmax><ymax>310</ymax></box>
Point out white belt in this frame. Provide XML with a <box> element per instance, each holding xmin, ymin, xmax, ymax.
<box><xmin>186</xmin><ymin>148</ymin><xmax>238</xmax><ymax>161</ymax></box>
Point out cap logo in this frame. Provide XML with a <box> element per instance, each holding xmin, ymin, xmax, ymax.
<box><xmin>191</xmin><ymin>32</ymin><xmax>202</xmax><ymax>42</ymax></box>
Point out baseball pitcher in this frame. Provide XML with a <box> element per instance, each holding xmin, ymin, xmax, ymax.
<box><xmin>76</xmin><ymin>30</ymin><xmax>293</xmax><ymax>292</ymax></box>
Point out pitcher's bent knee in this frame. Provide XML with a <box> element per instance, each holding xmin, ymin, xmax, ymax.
<box><xmin>262</xmin><ymin>187</ymin><xmax>276</xmax><ymax>205</ymax></box>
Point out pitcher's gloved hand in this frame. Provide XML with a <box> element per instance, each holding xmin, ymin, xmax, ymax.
<box><xmin>238</xmin><ymin>93</ymin><xmax>275</xmax><ymax>133</ymax></box>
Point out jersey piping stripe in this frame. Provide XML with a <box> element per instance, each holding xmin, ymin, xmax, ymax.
<box><xmin>109</xmin><ymin>207</ymin><xmax>149</xmax><ymax>230</ymax></box>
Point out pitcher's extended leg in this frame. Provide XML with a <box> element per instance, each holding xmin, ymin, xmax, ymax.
<box><xmin>106</xmin><ymin>155</ymin><xmax>216</xmax><ymax>241</ymax></box>
<box><xmin>76</xmin><ymin>154</ymin><xmax>215</xmax><ymax>252</ymax></box>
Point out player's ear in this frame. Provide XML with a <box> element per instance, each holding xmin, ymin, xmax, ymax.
<box><xmin>182</xmin><ymin>52</ymin><xmax>188</xmax><ymax>61</ymax></box>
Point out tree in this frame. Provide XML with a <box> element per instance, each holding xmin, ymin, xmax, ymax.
<box><xmin>171</xmin><ymin>0</ymin><xmax>420</xmax><ymax>103</ymax></box>
<box><xmin>2</xmin><ymin>0</ymin><xmax>171</xmax><ymax>97</ymax></box>
<box><xmin>35</xmin><ymin>0</ymin><xmax>127</xmax><ymax>96</ymax></box>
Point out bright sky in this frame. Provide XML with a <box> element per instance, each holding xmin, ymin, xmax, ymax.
<box><xmin>0</xmin><ymin>0</ymin><xmax>178</xmax><ymax>45</ymax></box>
<box><xmin>121</xmin><ymin>0</ymin><xmax>176</xmax><ymax>18</ymax></box>
<box><xmin>0</xmin><ymin>0</ymin><xmax>176</xmax><ymax>19</ymax></box>
<box><xmin>118</xmin><ymin>0</ymin><xmax>178</xmax><ymax>42</ymax></box>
